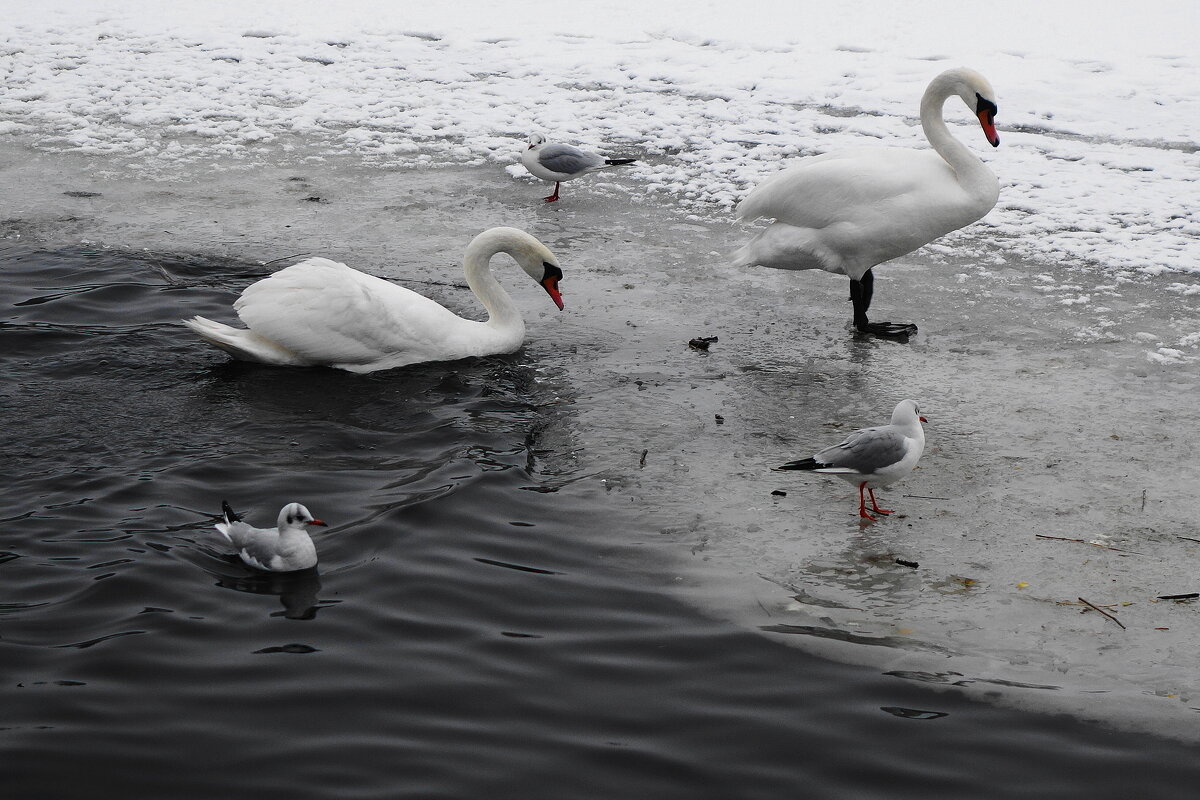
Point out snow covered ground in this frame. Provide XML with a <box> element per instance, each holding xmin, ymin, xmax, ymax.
<box><xmin>2</xmin><ymin>0</ymin><xmax>1197</xmax><ymax>280</ymax></box>
<box><xmin>4</xmin><ymin>0</ymin><xmax>1200</xmax><ymax>737</ymax></box>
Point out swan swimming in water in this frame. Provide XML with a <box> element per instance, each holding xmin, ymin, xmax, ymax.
<box><xmin>184</xmin><ymin>227</ymin><xmax>564</xmax><ymax>373</ymax></box>
<box><xmin>734</xmin><ymin>67</ymin><xmax>1001</xmax><ymax>337</ymax></box>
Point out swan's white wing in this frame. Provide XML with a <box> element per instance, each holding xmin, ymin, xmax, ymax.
<box><xmin>234</xmin><ymin>258</ymin><xmax>475</xmax><ymax>367</ymax></box>
<box><xmin>737</xmin><ymin>148</ymin><xmax>961</xmax><ymax>229</ymax></box>
<box><xmin>735</xmin><ymin>148</ymin><xmax>989</xmax><ymax>275</ymax></box>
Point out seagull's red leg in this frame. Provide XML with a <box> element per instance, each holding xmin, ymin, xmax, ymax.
<box><xmin>543</xmin><ymin>182</ymin><xmax>561</xmax><ymax>203</ymax></box>
<box><xmin>866</xmin><ymin>487</ymin><xmax>893</xmax><ymax>515</ymax></box>
<box><xmin>857</xmin><ymin>482</ymin><xmax>876</xmax><ymax>520</ymax></box>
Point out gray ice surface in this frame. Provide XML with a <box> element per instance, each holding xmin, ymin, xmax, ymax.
<box><xmin>6</xmin><ymin>139</ymin><xmax>1200</xmax><ymax>739</ymax></box>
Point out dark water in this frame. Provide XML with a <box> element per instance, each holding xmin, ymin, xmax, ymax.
<box><xmin>3</xmin><ymin>245</ymin><xmax>1199</xmax><ymax>799</ymax></box>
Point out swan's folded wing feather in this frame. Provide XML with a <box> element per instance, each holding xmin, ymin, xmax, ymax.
<box><xmin>813</xmin><ymin>426</ymin><xmax>908</xmax><ymax>474</ymax></box>
<box><xmin>234</xmin><ymin>258</ymin><xmax>468</xmax><ymax>364</ymax></box>
<box><xmin>737</xmin><ymin>148</ymin><xmax>957</xmax><ymax>229</ymax></box>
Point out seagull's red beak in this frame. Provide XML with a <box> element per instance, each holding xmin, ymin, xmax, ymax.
<box><xmin>542</xmin><ymin>276</ymin><xmax>564</xmax><ymax>310</ymax></box>
<box><xmin>919</xmin><ymin>416</ymin><xmax>928</xmax><ymax>423</ymax></box>
<box><xmin>307</xmin><ymin>519</ymin><xmax>327</xmax><ymax>527</ymax></box>
<box><xmin>977</xmin><ymin>109</ymin><xmax>999</xmax><ymax>148</ymax></box>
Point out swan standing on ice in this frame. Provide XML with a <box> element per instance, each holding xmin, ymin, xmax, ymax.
<box><xmin>184</xmin><ymin>227</ymin><xmax>564</xmax><ymax>373</ymax></box>
<box><xmin>734</xmin><ymin>67</ymin><xmax>1001</xmax><ymax>337</ymax></box>
<box><xmin>215</xmin><ymin>501</ymin><xmax>326</xmax><ymax>572</ymax></box>
<box><xmin>520</xmin><ymin>133</ymin><xmax>637</xmax><ymax>202</ymax></box>
<box><xmin>776</xmin><ymin>399</ymin><xmax>927</xmax><ymax>520</ymax></box>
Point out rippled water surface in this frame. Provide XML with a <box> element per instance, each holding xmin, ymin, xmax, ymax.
<box><xmin>3</xmin><ymin>246</ymin><xmax>1200</xmax><ymax>799</ymax></box>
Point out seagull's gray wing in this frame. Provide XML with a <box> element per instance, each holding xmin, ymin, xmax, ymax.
<box><xmin>814</xmin><ymin>425</ymin><xmax>908</xmax><ymax>474</ymax></box>
<box><xmin>538</xmin><ymin>143</ymin><xmax>604</xmax><ymax>175</ymax></box>
<box><xmin>219</xmin><ymin>521</ymin><xmax>279</xmax><ymax>570</ymax></box>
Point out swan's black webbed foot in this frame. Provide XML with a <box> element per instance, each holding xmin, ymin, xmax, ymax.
<box><xmin>856</xmin><ymin>321</ymin><xmax>918</xmax><ymax>339</ymax></box>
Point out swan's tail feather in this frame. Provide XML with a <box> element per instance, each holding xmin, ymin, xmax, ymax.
<box><xmin>182</xmin><ymin>316</ymin><xmax>302</xmax><ymax>365</ymax></box>
<box><xmin>731</xmin><ymin>243</ymin><xmax>759</xmax><ymax>270</ymax></box>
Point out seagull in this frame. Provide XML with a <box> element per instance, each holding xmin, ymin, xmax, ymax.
<box><xmin>733</xmin><ymin>67</ymin><xmax>1001</xmax><ymax>337</ymax></box>
<box><xmin>776</xmin><ymin>400</ymin><xmax>927</xmax><ymax>520</ymax></box>
<box><xmin>214</xmin><ymin>501</ymin><xmax>326</xmax><ymax>572</ymax></box>
<box><xmin>520</xmin><ymin>133</ymin><xmax>637</xmax><ymax>202</ymax></box>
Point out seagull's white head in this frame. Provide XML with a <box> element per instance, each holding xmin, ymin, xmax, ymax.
<box><xmin>277</xmin><ymin>502</ymin><xmax>327</xmax><ymax>530</ymax></box>
<box><xmin>526</xmin><ymin>133</ymin><xmax>546</xmax><ymax>150</ymax></box>
<box><xmin>892</xmin><ymin>399</ymin><xmax>927</xmax><ymax>426</ymax></box>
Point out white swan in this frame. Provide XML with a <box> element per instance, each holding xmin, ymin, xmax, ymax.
<box><xmin>184</xmin><ymin>227</ymin><xmax>564</xmax><ymax>373</ymax></box>
<box><xmin>733</xmin><ymin>67</ymin><xmax>1000</xmax><ymax>337</ymax></box>
<box><xmin>520</xmin><ymin>133</ymin><xmax>637</xmax><ymax>202</ymax></box>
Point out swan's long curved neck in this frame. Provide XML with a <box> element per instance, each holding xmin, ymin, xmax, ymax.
<box><xmin>920</xmin><ymin>73</ymin><xmax>992</xmax><ymax>195</ymax></box>
<box><xmin>462</xmin><ymin>232</ymin><xmax>524</xmax><ymax>331</ymax></box>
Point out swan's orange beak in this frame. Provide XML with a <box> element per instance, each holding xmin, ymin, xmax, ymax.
<box><xmin>542</xmin><ymin>277</ymin><xmax>564</xmax><ymax>310</ymax></box>
<box><xmin>978</xmin><ymin>110</ymin><xmax>999</xmax><ymax>147</ymax></box>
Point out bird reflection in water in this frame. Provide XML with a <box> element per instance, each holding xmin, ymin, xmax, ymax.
<box><xmin>214</xmin><ymin>566</ymin><xmax>329</xmax><ymax>620</ymax></box>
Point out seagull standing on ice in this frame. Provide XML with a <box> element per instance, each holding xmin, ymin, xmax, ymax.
<box><xmin>776</xmin><ymin>400</ymin><xmax>927</xmax><ymax>520</ymax></box>
<box><xmin>519</xmin><ymin>133</ymin><xmax>637</xmax><ymax>202</ymax></box>
<box><xmin>214</xmin><ymin>501</ymin><xmax>326</xmax><ymax>572</ymax></box>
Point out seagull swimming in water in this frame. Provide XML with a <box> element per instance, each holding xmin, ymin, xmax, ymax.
<box><xmin>215</xmin><ymin>501</ymin><xmax>326</xmax><ymax>572</ymax></box>
<box><xmin>519</xmin><ymin>133</ymin><xmax>637</xmax><ymax>202</ymax></box>
<box><xmin>776</xmin><ymin>399</ymin><xmax>927</xmax><ymax>520</ymax></box>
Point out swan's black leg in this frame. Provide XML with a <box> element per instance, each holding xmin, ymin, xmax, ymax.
<box><xmin>849</xmin><ymin>270</ymin><xmax>918</xmax><ymax>338</ymax></box>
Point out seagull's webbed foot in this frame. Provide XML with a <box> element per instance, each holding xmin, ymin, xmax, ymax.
<box><xmin>866</xmin><ymin>488</ymin><xmax>894</xmax><ymax>515</ymax></box>
<box><xmin>856</xmin><ymin>320</ymin><xmax>918</xmax><ymax>339</ymax></box>
<box><xmin>856</xmin><ymin>483</ymin><xmax>878</xmax><ymax>520</ymax></box>
<box><xmin>542</xmin><ymin>195</ymin><xmax>559</xmax><ymax>203</ymax></box>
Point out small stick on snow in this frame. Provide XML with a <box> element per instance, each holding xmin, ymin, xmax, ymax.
<box><xmin>1035</xmin><ymin>534</ymin><xmax>1141</xmax><ymax>554</ymax></box>
<box><xmin>1077</xmin><ymin>597</ymin><xmax>1126</xmax><ymax>630</ymax></box>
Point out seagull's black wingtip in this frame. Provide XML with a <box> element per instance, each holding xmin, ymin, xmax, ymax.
<box><xmin>775</xmin><ymin>457</ymin><xmax>820</xmax><ymax>472</ymax></box>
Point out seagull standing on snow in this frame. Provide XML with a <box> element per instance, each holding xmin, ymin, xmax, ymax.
<box><xmin>519</xmin><ymin>133</ymin><xmax>637</xmax><ymax>202</ymax></box>
<box><xmin>776</xmin><ymin>400</ymin><xmax>927</xmax><ymax>520</ymax></box>
<box><xmin>215</xmin><ymin>501</ymin><xmax>327</xmax><ymax>572</ymax></box>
